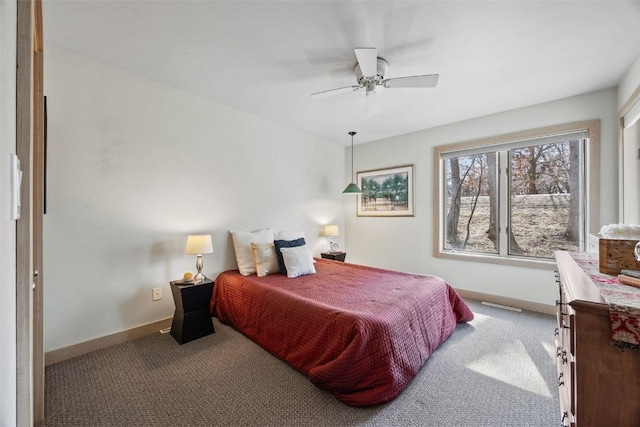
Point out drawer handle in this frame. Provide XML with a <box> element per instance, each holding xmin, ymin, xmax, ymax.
<box><xmin>554</xmin><ymin>327</ymin><xmax>559</xmax><ymax>336</ymax></box>
<box><xmin>555</xmin><ymin>348</ymin><xmax>568</xmax><ymax>364</ymax></box>
<box><xmin>557</xmin><ymin>373</ymin><xmax>564</xmax><ymax>387</ymax></box>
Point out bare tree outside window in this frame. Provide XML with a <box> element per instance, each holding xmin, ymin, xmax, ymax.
<box><xmin>508</xmin><ymin>141</ymin><xmax>581</xmax><ymax>258</ymax></box>
<box><xmin>444</xmin><ymin>139</ymin><xmax>582</xmax><ymax>259</ymax></box>
<box><xmin>445</xmin><ymin>153</ymin><xmax>498</xmax><ymax>254</ymax></box>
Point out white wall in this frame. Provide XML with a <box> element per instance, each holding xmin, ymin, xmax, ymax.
<box><xmin>619</xmin><ymin>52</ymin><xmax>640</xmax><ymax>109</ymax></box>
<box><xmin>0</xmin><ymin>1</ymin><xmax>17</xmax><ymax>424</ymax></box>
<box><xmin>345</xmin><ymin>88</ymin><xmax>619</xmax><ymax>307</ymax></box>
<box><xmin>43</xmin><ymin>47</ymin><xmax>345</xmax><ymax>352</ymax></box>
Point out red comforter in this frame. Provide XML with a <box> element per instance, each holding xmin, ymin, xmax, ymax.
<box><xmin>210</xmin><ymin>259</ymin><xmax>473</xmax><ymax>406</ymax></box>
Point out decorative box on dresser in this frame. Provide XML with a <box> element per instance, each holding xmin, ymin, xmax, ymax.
<box><xmin>554</xmin><ymin>251</ymin><xmax>640</xmax><ymax>427</ymax></box>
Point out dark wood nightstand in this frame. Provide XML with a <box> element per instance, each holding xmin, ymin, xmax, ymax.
<box><xmin>321</xmin><ymin>251</ymin><xmax>347</xmax><ymax>262</ymax></box>
<box><xmin>169</xmin><ymin>278</ymin><xmax>215</xmax><ymax>344</ymax></box>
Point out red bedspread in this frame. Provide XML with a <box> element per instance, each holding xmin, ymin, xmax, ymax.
<box><xmin>210</xmin><ymin>259</ymin><xmax>473</xmax><ymax>406</ymax></box>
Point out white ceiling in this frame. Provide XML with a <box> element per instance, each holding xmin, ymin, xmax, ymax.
<box><xmin>42</xmin><ymin>1</ymin><xmax>640</xmax><ymax>146</ymax></box>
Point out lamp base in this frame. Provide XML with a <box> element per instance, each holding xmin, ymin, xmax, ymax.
<box><xmin>194</xmin><ymin>254</ymin><xmax>206</xmax><ymax>280</ymax></box>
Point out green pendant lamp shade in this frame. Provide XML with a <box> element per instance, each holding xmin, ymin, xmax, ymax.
<box><xmin>342</xmin><ymin>182</ymin><xmax>362</xmax><ymax>193</ymax></box>
<box><xmin>343</xmin><ymin>131</ymin><xmax>362</xmax><ymax>194</ymax></box>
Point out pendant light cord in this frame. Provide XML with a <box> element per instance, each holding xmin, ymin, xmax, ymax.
<box><xmin>349</xmin><ymin>131</ymin><xmax>356</xmax><ymax>181</ymax></box>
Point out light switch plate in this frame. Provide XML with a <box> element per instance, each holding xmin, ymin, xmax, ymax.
<box><xmin>10</xmin><ymin>153</ymin><xmax>22</xmax><ymax>220</ymax></box>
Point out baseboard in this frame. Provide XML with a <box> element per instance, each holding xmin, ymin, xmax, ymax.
<box><xmin>456</xmin><ymin>289</ymin><xmax>556</xmax><ymax>315</ymax></box>
<box><xmin>45</xmin><ymin>317</ymin><xmax>173</xmax><ymax>366</ymax></box>
<box><xmin>45</xmin><ymin>292</ymin><xmax>553</xmax><ymax>365</ymax></box>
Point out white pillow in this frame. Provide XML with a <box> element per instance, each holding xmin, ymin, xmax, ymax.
<box><xmin>230</xmin><ymin>228</ymin><xmax>274</xmax><ymax>276</ymax></box>
<box><xmin>279</xmin><ymin>244</ymin><xmax>316</xmax><ymax>278</ymax></box>
<box><xmin>274</xmin><ymin>230</ymin><xmax>305</xmax><ymax>241</ymax></box>
<box><xmin>251</xmin><ymin>242</ymin><xmax>280</xmax><ymax>277</ymax></box>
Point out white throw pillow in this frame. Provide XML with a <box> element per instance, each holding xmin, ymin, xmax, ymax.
<box><xmin>274</xmin><ymin>230</ymin><xmax>305</xmax><ymax>241</ymax></box>
<box><xmin>230</xmin><ymin>228</ymin><xmax>274</xmax><ymax>276</ymax></box>
<box><xmin>251</xmin><ymin>242</ymin><xmax>280</xmax><ymax>277</ymax></box>
<box><xmin>279</xmin><ymin>244</ymin><xmax>316</xmax><ymax>278</ymax></box>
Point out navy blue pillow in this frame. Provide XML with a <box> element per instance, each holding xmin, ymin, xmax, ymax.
<box><xmin>274</xmin><ymin>238</ymin><xmax>306</xmax><ymax>275</ymax></box>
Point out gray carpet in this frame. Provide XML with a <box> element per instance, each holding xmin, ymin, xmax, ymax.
<box><xmin>41</xmin><ymin>299</ymin><xmax>560</xmax><ymax>426</ymax></box>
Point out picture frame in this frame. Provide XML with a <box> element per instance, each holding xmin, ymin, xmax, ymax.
<box><xmin>357</xmin><ymin>165</ymin><xmax>414</xmax><ymax>217</ymax></box>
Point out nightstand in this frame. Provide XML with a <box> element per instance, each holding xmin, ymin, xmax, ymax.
<box><xmin>169</xmin><ymin>278</ymin><xmax>215</xmax><ymax>344</ymax></box>
<box><xmin>321</xmin><ymin>251</ymin><xmax>347</xmax><ymax>262</ymax></box>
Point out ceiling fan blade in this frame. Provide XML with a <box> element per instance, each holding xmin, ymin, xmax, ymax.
<box><xmin>310</xmin><ymin>85</ymin><xmax>361</xmax><ymax>99</ymax></box>
<box><xmin>383</xmin><ymin>74</ymin><xmax>439</xmax><ymax>89</ymax></box>
<box><xmin>354</xmin><ymin>47</ymin><xmax>377</xmax><ymax>77</ymax></box>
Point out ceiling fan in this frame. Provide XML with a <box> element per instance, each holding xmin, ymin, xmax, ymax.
<box><xmin>310</xmin><ymin>47</ymin><xmax>439</xmax><ymax>101</ymax></box>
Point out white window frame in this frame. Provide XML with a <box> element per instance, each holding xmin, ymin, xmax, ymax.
<box><xmin>433</xmin><ymin>120</ymin><xmax>600</xmax><ymax>269</ymax></box>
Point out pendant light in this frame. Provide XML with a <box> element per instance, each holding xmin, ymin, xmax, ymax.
<box><xmin>343</xmin><ymin>131</ymin><xmax>362</xmax><ymax>194</ymax></box>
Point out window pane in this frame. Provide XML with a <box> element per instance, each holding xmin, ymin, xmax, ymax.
<box><xmin>444</xmin><ymin>153</ymin><xmax>499</xmax><ymax>254</ymax></box>
<box><xmin>508</xmin><ymin>141</ymin><xmax>582</xmax><ymax>258</ymax></box>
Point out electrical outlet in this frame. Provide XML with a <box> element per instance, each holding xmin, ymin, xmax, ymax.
<box><xmin>152</xmin><ymin>287</ymin><xmax>162</xmax><ymax>301</ymax></box>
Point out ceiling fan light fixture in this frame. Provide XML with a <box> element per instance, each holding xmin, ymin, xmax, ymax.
<box><xmin>365</xmin><ymin>83</ymin><xmax>375</xmax><ymax>96</ymax></box>
<box><xmin>355</xmin><ymin>57</ymin><xmax>388</xmax><ymax>86</ymax></box>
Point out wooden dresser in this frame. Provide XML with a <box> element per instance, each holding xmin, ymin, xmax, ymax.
<box><xmin>554</xmin><ymin>251</ymin><xmax>640</xmax><ymax>427</ymax></box>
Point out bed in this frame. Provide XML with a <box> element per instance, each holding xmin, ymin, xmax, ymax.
<box><xmin>210</xmin><ymin>258</ymin><xmax>473</xmax><ymax>406</ymax></box>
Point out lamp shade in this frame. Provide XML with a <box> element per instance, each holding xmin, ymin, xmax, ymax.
<box><xmin>185</xmin><ymin>234</ymin><xmax>213</xmax><ymax>255</ymax></box>
<box><xmin>321</xmin><ymin>225</ymin><xmax>339</xmax><ymax>237</ymax></box>
<box><xmin>342</xmin><ymin>182</ymin><xmax>362</xmax><ymax>193</ymax></box>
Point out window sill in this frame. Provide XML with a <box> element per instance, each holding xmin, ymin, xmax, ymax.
<box><xmin>435</xmin><ymin>250</ymin><xmax>558</xmax><ymax>270</ymax></box>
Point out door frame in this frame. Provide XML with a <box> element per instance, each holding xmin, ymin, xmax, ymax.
<box><xmin>16</xmin><ymin>0</ymin><xmax>44</xmax><ymax>424</ymax></box>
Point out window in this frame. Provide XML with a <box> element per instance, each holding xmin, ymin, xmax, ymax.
<box><xmin>434</xmin><ymin>120</ymin><xmax>600</xmax><ymax>267</ymax></box>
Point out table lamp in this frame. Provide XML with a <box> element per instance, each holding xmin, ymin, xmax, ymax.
<box><xmin>185</xmin><ymin>234</ymin><xmax>213</xmax><ymax>280</ymax></box>
<box><xmin>321</xmin><ymin>225</ymin><xmax>340</xmax><ymax>252</ymax></box>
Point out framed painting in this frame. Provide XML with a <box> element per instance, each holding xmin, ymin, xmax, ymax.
<box><xmin>357</xmin><ymin>165</ymin><xmax>414</xmax><ymax>217</ymax></box>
